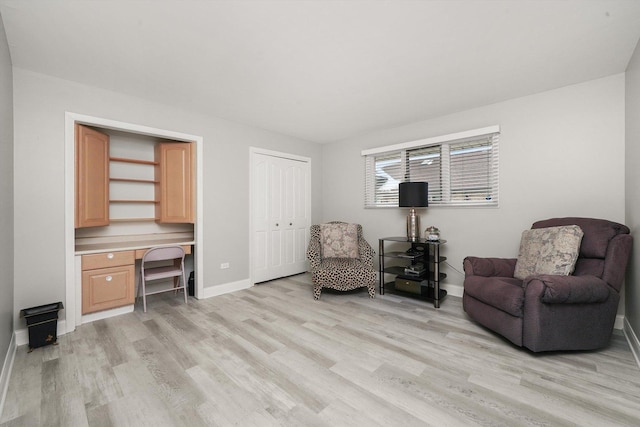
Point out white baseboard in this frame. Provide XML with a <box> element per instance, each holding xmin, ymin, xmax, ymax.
<box><xmin>201</xmin><ymin>279</ymin><xmax>252</xmax><ymax>299</ymax></box>
<box><xmin>443</xmin><ymin>282</ymin><xmax>463</xmax><ymax>298</ymax></box>
<box><xmin>623</xmin><ymin>318</ymin><xmax>640</xmax><ymax>370</ymax></box>
<box><xmin>81</xmin><ymin>305</ymin><xmax>134</xmax><ymax>325</ymax></box>
<box><xmin>0</xmin><ymin>331</ymin><xmax>17</xmax><ymax>419</ymax></box>
<box><xmin>614</xmin><ymin>315</ymin><xmax>624</xmax><ymax>330</ymax></box>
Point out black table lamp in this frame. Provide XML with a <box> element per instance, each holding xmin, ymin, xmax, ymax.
<box><xmin>399</xmin><ymin>182</ymin><xmax>429</xmax><ymax>241</ymax></box>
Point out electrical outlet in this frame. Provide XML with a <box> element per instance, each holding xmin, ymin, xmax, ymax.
<box><xmin>220</xmin><ymin>262</ymin><xmax>230</xmax><ymax>269</ymax></box>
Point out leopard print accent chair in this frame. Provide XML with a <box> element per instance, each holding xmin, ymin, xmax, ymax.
<box><xmin>307</xmin><ymin>222</ymin><xmax>376</xmax><ymax>300</ymax></box>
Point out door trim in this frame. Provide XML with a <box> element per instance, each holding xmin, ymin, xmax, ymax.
<box><xmin>249</xmin><ymin>147</ymin><xmax>311</xmax><ymax>285</ymax></box>
<box><xmin>64</xmin><ymin>112</ymin><xmax>204</xmax><ymax>333</ymax></box>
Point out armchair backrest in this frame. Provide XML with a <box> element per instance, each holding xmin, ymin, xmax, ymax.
<box><xmin>309</xmin><ymin>221</ymin><xmax>364</xmax><ymax>259</ymax></box>
<box><xmin>532</xmin><ymin>217</ymin><xmax>632</xmax><ymax>292</ymax></box>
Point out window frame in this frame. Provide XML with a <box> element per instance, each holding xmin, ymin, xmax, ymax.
<box><xmin>362</xmin><ymin>126</ymin><xmax>500</xmax><ymax>208</ymax></box>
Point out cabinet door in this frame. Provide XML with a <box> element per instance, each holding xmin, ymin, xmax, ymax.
<box><xmin>82</xmin><ymin>265</ymin><xmax>135</xmax><ymax>314</ymax></box>
<box><xmin>155</xmin><ymin>142</ymin><xmax>195</xmax><ymax>223</ymax></box>
<box><xmin>75</xmin><ymin>124</ymin><xmax>110</xmax><ymax>228</ymax></box>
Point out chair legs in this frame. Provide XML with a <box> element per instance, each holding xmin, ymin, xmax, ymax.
<box><xmin>312</xmin><ymin>283</ymin><xmax>376</xmax><ymax>299</ymax></box>
<box><xmin>138</xmin><ymin>271</ymin><xmax>187</xmax><ymax>313</ymax></box>
<box><xmin>182</xmin><ymin>271</ymin><xmax>188</xmax><ymax>305</ymax></box>
<box><xmin>143</xmin><ymin>288</ymin><xmax>147</xmax><ymax>313</ymax></box>
<box><xmin>367</xmin><ymin>284</ymin><xmax>375</xmax><ymax>298</ymax></box>
<box><xmin>313</xmin><ymin>284</ymin><xmax>322</xmax><ymax>300</ymax></box>
<box><xmin>138</xmin><ymin>272</ymin><xmax>148</xmax><ymax>313</ymax></box>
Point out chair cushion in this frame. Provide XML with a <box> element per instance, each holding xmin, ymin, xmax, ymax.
<box><xmin>320</xmin><ymin>223</ymin><xmax>359</xmax><ymax>259</ymax></box>
<box><xmin>464</xmin><ymin>276</ymin><xmax>525</xmax><ymax>317</ymax></box>
<box><xmin>317</xmin><ymin>257</ymin><xmax>374</xmax><ymax>274</ymax></box>
<box><xmin>313</xmin><ymin>258</ymin><xmax>376</xmax><ymax>290</ymax></box>
<box><xmin>514</xmin><ymin>225</ymin><xmax>583</xmax><ymax>280</ymax></box>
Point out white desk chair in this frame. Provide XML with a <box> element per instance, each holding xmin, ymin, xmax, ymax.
<box><xmin>139</xmin><ymin>246</ymin><xmax>188</xmax><ymax>312</ymax></box>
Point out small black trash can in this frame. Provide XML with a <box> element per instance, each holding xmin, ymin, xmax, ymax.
<box><xmin>188</xmin><ymin>271</ymin><xmax>195</xmax><ymax>296</ymax></box>
<box><xmin>20</xmin><ymin>302</ymin><xmax>64</xmax><ymax>352</ymax></box>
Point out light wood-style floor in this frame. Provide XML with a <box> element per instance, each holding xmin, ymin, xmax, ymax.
<box><xmin>2</xmin><ymin>273</ymin><xmax>640</xmax><ymax>426</ymax></box>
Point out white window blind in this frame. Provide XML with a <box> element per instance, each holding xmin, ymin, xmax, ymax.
<box><xmin>363</xmin><ymin>126</ymin><xmax>499</xmax><ymax>207</ymax></box>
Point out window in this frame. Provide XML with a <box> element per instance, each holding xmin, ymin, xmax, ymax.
<box><xmin>363</xmin><ymin>126</ymin><xmax>499</xmax><ymax>207</ymax></box>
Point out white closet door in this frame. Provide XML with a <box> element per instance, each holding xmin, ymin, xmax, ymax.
<box><xmin>252</xmin><ymin>151</ymin><xmax>310</xmax><ymax>283</ymax></box>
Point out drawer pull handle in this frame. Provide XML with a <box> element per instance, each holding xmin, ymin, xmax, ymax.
<box><xmin>107</xmin><ymin>253</ymin><xmax>114</xmax><ymax>259</ymax></box>
<box><xmin>106</xmin><ymin>276</ymin><xmax>112</xmax><ymax>282</ymax></box>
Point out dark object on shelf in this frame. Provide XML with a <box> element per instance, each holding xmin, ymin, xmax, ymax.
<box><xmin>404</xmin><ymin>262</ymin><xmax>425</xmax><ymax>275</ymax></box>
<box><xmin>426</xmin><ymin>226</ymin><xmax>440</xmax><ymax>241</ymax></box>
<box><xmin>188</xmin><ymin>271</ymin><xmax>195</xmax><ymax>296</ymax></box>
<box><xmin>395</xmin><ymin>277</ymin><xmax>424</xmax><ymax>294</ymax></box>
<box><xmin>20</xmin><ymin>302</ymin><xmax>64</xmax><ymax>352</ymax></box>
<box><xmin>405</xmin><ymin>243</ymin><xmax>426</xmax><ymax>256</ymax></box>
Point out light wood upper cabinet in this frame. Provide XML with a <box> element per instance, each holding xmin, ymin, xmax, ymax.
<box><xmin>75</xmin><ymin>126</ymin><xmax>195</xmax><ymax>226</ymax></box>
<box><xmin>75</xmin><ymin>124</ymin><xmax>110</xmax><ymax>228</ymax></box>
<box><xmin>155</xmin><ymin>142</ymin><xmax>195</xmax><ymax>223</ymax></box>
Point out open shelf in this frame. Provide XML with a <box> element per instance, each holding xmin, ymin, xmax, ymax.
<box><xmin>110</xmin><ymin>199</ymin><xmax>158</xmax><ymax>204</ymax></box>
<box><xmin>384</xmin><ymin>267</ymin><xmax>447</xmax><ymax>282</ymax></box>
<box><xmin>110</xmin><ymin>177</ymin><xmax>158</xmax><ymax>184</ymax></box>
<box><xmin>109</xmin><ymin>218</ymin><xmax>157</xmax><ymax>223</ymax></box>
<box><xmin>383</xmin><ymin>281</ymin><xmax>447</xmax><ymax>302</ymax></box>
<box><xmin>384</xmin><ymin>251</ymin><xmax>424</xmax><ymax>260</ymax></box>
<box><xmin>110</xmin><ymin>156</ymin><xmax>158</xmax><ymax>166</ymax></box>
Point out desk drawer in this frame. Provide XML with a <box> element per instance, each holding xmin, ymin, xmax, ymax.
<box><xmin>82</xmin><ymin>250</ymin><xmax>135</xmax><ymax>270</ymax></box>
<box><xmin>82</xmin><ymin>265</ymin><xmax>135</xmax><ymax>314</ymax></box>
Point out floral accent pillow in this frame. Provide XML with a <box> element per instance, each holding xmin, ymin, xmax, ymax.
<box><xmin>514</xmin><ymin>225</ymin><xmax>584</xmax><ymax>280</ymax></box>
<box><xmin>320</xmin><ymin>223</ymin><xmax>359</xmax><ymax>259</ymax></box>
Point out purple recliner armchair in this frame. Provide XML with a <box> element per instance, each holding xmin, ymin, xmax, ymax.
<box><xmin>463</xmin><ymin>217</ymin><xmax>632</xmax><ymax>352</ymax></box>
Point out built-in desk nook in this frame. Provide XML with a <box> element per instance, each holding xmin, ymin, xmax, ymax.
<box><xmin>75</xmin><ymin>235</ymin><xmax>194</xmax><ymax>315</ymax></box>
<box><xmin>72</xmin><ymin>120</ymin><xmax>198</xmax><ymax>324</ymax></box>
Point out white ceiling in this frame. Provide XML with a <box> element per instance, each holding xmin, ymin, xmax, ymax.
<box><xmin>1</xmin><ymin>1</ymin><xmax>640</xmax><ymax>143</ymax></box>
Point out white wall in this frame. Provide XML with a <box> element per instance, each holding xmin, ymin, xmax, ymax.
<box><xmin>0</xmin><ymin>11</ymin><xmax>14</xmax><ymax>375</ymax></box>
<box><xmin>625</xmin><ymin>39</ymin><xmax>640</xmax><ymax>340</ymax></box>
<box><xmin>323</xmin><ymin>74</ymin><xmax>626</xmax><ymax>302</ymax></box>
<box><xmin>12</xmin><ymin>68</ymin><xmax>323</xmax><ymax>327</ymax></box>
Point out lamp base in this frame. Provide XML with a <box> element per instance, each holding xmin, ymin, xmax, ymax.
<box><xmin>406</xmin><ymin>208</ymin><xmax>420</xmax><ymax>241</ymax></box>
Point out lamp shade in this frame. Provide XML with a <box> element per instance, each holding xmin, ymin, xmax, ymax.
<box><xmin>399</xmin><ymin>182</ymin><xmax>428</xmax><ymax>207</ymax></box>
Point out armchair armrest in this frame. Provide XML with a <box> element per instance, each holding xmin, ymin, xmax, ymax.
<box><xmin>358</xmin><ymin>238</ymin><xmax>375</xmax><ymax>268</ymax></box>
<box><xmin>306</xmin><ymin>238</ymin><xmax>322</xmax><ymax>270</ymax></box>
<box><xmin>463</xmin><ymin>257</ymin><xmax>517</xmax><ymax>277</ymax></box>
<box><xmin>524</xmin><ymin>274</ymin><xmax>611</xmax><ymax>304</ymax></box>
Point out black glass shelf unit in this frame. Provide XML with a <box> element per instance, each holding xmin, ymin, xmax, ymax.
<box><xmin>378</xmin><ymin>237</ymin><xmax>447</xmax><ymax>308</ymax></box>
